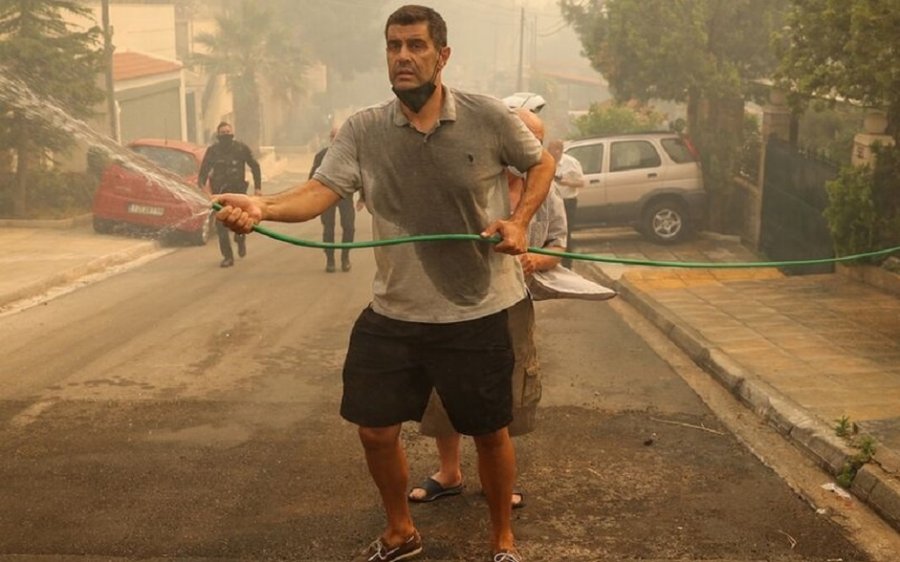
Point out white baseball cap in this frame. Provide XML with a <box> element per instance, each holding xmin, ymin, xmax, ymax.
<box><xmin>502</xmin><ymin>92</ymin><xmax>546</xmax><ymax>113</ymax></box>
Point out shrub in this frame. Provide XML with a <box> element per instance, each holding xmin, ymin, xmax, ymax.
<box><xmin>798</xmin><ymin>104</ymin><xmax>864</xmax><ymax>167</ymax></box>
<box><xmin>0</xmin><ymin>170</ymin><xmax>95</xmax><ymax>219</ymax></box>
<box><xmin>571</xmin><ymin>103</ymin><xmax>665</xmax><ymax>138</ymax></box>
<box><xmin>825</xmin><ymin>144</ymin><xmax>900</xmax><ymax>260</ymax></box>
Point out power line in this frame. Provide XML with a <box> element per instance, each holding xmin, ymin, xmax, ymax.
<box><xmin>449</xmin><ymin>0</ymin><xmax>562</xmax><ymax>19</ymax></box>
<box><xmin>538</xmin><ymin>19</ymin><xmax>570</xmax><ymax>37</ymax></box>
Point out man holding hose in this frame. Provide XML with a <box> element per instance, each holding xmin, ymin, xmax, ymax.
<box><xmin>213</xmin><ymin>5</ymin><xmax>554</xmax><ymax>561</ymax></box>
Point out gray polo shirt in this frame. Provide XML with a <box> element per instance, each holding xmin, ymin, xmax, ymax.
<box><xmin>314</xmin><ymin>88</ymin><xmax>544</xmax><ymax>323</ymax></box>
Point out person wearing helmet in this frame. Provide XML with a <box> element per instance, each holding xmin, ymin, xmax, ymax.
<box><xmin>502</xmin><ymin>92</ymin><xmax>546</xmax><ymax>114</ymax></box>
<box><xmin>410</xmin><ymin>108</ymin><xmax>563</xmax><ymax>511</ymax></box>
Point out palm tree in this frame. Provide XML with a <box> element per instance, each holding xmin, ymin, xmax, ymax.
<box><xmin>191</xmin><ymin>1</ymin><xmax>307</xmax><ymax>152</ymax></box>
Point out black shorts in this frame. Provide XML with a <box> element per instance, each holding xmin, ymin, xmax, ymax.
<box><xmin>339</xmin><ymin>305</ymin><xmax>516</xmax><ymax>436</ymax></box>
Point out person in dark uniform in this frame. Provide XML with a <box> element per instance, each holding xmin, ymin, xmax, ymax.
<box><xmin>199</xmin><ymin>121</ymin><xmax>262</xmax><ymax>267</ymax></box>
<box><xmin>310</xmin><ymin>126</ymin><xmax>356</xmax><ymax>272</ymax></box>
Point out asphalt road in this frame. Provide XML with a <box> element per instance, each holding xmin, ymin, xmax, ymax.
<box><xmin>0</xmin><ymin>213</ymin><xmax>879</xmax><ymax>561</ymax></box>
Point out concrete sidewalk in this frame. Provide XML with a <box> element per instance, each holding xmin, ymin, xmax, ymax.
<box><xmin>3</xmin><ymin>216</ymin><xmax>900</xmax><ymax>533</ymax></box>
<box><xmin>0</xmin><ymin>220</ymin><xmax>165</xmax><ymax>312</ymax></box>
<box><xmin>574</xmin><ymin>232</ymin><xmax>900</xmax><ymax>533</ymax></box>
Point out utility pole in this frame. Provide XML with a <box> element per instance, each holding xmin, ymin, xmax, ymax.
<box><xmin>516</xmin><ymin>5</ymin><xmax>525</xmax><ymax>91</ymax></box>
<box><xmin>101</xmin><ymin>0</ymin><xmax>119</xmax><ymax>142</ymax></box>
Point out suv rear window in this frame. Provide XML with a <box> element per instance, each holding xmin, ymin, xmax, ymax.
<box><xmin>610</xmin><ymin>141</ymin><xmax>661</xmax><ymax>172</ymax></box>
<box><xmin>660</xmin><ymin>137</ymin><xmax>697</xmax><ymax>163</ymax></box>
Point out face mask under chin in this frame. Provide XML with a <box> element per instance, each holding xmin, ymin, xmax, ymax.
<box><xmin>393</xmin><ymin>81</ymin><xmax>436</xmax><ymax>114</ymax></box>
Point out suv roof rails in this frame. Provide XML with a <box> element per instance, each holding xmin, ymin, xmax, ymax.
<box><xmin>568</xmin><ymin>130</ymin><xmax>684</xmax><ymax>141</ymax></box>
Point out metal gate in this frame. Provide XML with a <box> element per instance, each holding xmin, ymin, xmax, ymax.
<box><xmin>760</xmin><ymin>137</ymin><xmax>838</xmax><ymax>275</ymax></box>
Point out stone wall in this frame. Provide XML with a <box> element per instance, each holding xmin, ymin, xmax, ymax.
<box><xmin>730</xmin><ymin>176</ymin><xmax>762</xmax><ymax>247</ymax></box>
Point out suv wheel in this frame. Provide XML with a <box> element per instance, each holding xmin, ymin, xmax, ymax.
<box><xmin>643</xmin><ymin>200</ymin><xmax>688</xmax><ymax>244</ymax></box>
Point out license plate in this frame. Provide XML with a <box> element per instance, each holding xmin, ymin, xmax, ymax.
<box><xmin>127</xmin><ymin>203</ymin><xmax>164</xmax><ymax>216</ymax></box>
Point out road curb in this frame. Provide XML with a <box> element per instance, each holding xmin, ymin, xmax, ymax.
<box><xmin>580</xmin><ymin>262</ymin><xmax>900</xmax><ymax>533</ymax></box>
<box><xmin>0</xmin><ymin>240</ymin><xmax>160</xmax><ymax>310</ymax></box>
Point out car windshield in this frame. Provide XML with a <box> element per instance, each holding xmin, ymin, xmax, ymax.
<box><xmin>131</xmin><ymin>145</ymin><xmax>197</xmax><ymax>176</ymax></box>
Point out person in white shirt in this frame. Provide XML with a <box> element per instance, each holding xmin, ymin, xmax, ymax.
<box><xmin>547</xmin><ymin>140</ymin><xmax>584</xmax><ymax>268</ymax></box>
<box><xmin>409</xmin><ymin>110</ymin><xmax>615</xmax><ymax>517</ymax></box>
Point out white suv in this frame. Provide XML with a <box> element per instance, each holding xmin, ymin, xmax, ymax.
<box><xmin>564</xmin><ymin>132</ymin><xmax>707</xmax><ymax>244</ymax></box>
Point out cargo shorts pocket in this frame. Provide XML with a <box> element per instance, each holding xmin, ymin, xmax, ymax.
<box><xmin>517</xmin><ymin>364</ymin><xmax>542</xmax><ymax>409</ymax></box>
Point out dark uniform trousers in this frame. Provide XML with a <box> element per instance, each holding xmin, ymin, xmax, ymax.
<box><xmin>321</xmin><ymin>197</ymin><xmax>356</xmax><ymax>265</ymax></box>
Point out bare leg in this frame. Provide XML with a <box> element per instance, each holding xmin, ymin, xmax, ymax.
<box><xmin>408</xmin><ymin>432</ymin><xmax>463</xmax><ymax>501</ymax></box>
<box><xmin>473</xmin><ymin>427</ymin><xmax>517</xmax><ymax>553</ymax></box>
<box><xmin>358</xmin><ymin>425</ymin><xmax>416</xmax><ymax>545</ymax></box>
<box><xmin>434</xmin><ymin>432</ymin><xmax>463</xmax><ymax>484</ymax></box>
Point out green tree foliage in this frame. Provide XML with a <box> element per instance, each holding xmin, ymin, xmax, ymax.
<box><xmin>572</xmin><ymin>103</ymin><xmax>664</xmax><ymax>138</ymax></box>
<box><xmin>777</xmin><ymin>0</ymin><xmax>900</xmax><ymax>139</ymax></box>
<box><xmin>825</xmin><ymin>165</ymin><xmax>881</xmax><ymax>257</ymax></box>
<box><xmin>559</xmin><ymin>0</ymin><xmax>782</xmax><ymax>106</ymax></box>
<box><xmin>778</xmin><ymin>1</ymin><xmax>900</xmax><ymax>255</ymax></box>
<box><xmin>796</xmin><ymin>103</ymin><xmax>864</xmax><ymax>166</ymax></box>
<box><xmin>191</xmin><ymin>0</ymin><xmax>308</xmax><ymax>152</ymax></box>
<box><xmin>559</xmin><ymin>0</ymin><xmax>785</xmax><ymax>231</ymax></box>
<box><xmin>825</xmin><ymin>147</ymin><xmax>900</xmax><ymax>257</ymax></box>
<box><xmin>0</xmin><ymin>0</ymin><xmax>104</xmax><ymax>217</ymax></box>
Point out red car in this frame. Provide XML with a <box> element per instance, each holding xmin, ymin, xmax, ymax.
<box><xmin>92</xmin><ymin>139</ymin><xmax>213</xmax><ymax>245</ymax></box>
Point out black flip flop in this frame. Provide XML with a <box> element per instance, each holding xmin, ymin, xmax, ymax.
<box><xmin>408</xmin><ymin>477</ymin><xmax>464</xmax><ymax>503</ymax></box>
<box><xmin>478</xmin><ymin>488</ymin><xmax>527</xmax><ymax>509</ymax></box>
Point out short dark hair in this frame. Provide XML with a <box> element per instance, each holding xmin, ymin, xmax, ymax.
<box><xmin>216</xmin><ymin>121</ymin><xmax>232</xmax><ymax>132</ymax></box>
<box><xmin>385</xmin><ymin>5</ymin><xmax>447</xmax><ymax>50</ymax></box>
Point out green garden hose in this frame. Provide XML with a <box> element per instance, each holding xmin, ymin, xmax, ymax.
<box><xmin>211</xmin><ymin>203</ymin><xmax>899</xmax><ymax>269</ymax></box>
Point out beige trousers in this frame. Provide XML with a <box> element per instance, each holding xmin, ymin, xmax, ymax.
<box><xmin>419</xmin><ymin>297</ymin><xmax>540</xmax><ymax>437</ymax></box>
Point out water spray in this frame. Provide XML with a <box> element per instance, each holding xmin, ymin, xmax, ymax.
<box><xmin>0</xmin><ymin>73</ymin><xmax>208</xmax><ymax>216</ymax></box>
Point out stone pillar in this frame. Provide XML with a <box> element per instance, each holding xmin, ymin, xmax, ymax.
<box><xmin>761</xmin><ymin>89</ymin><xmax>792</xmax><ymax>145</ymax></box>
<box><xmin>749</xmin><ymin>89</ymin><xmax>793</xmax><ymax>250</ymax></box>
<box><xmin>852</xmin><ymin>111</ymin><xmax>894</xmax><ymax>167</ymax></box>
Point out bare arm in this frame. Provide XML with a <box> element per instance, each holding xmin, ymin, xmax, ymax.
<box><xmin>481</xmin><ymin>149</ymin><xmax>555</xmax><ymax>255</ymax></box>
<box><xmin>513</xmin><ymin>149</ymin><xmax>555</xmax><ymax>227</ymax></box>
<box><xmin>519</xmin><ymin>245</ymin><xmax>563</xmax><ymax>276</ymax></box>
<box><xmin>214</xmin><ymin>179</ymin><xmax>342</xmax><ymax>234</ymax></box>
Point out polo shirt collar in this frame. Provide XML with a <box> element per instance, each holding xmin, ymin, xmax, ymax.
<box><xmin>391</xmin><ymin>86</ymin><xmax>457</xmax><ymax>127</ymax></box>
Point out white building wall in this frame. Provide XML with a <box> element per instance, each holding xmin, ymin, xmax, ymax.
<box><xmin>58</xmin><ymin>3</ymin><xmax>185</xmax><ymax>170</ymax></box>
<box><xmin>65</xmin><ymin>4</ymin><xmax>237</xmax><ymax>147</ymax></box>
<box><xmin>80</xmin><ymin>2</ymin><xmax>177</xmax><ymax>60</ymax></box>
